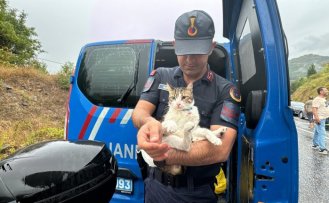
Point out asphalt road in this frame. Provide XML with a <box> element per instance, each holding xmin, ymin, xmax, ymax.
<box><xmin>294</xmin><ymin>117</ymin><xmax>329</xmax><ymax>203</ymax></box>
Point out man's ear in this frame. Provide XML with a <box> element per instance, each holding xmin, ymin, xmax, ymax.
<box><xmin>208</xmin><ymin>41</ymin><xmax>216</xmax><ymax>55</ymax></box>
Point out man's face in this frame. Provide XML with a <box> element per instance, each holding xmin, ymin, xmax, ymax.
<box><xmin>177</xmin><ymin>54</ymin><xmax>209</xmax><ymax>78</ymax></box>
<box><xmin>321</xmin><ymin>88</ymin><xmax>328</xmax><ymax>97</ymax></box>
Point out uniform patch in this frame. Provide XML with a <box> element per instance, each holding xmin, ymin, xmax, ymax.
<box><xmin>142</xmin><ymin>77</ymin><xmax>155</xmax><ymax>92</ymax></box>
<box><xmin>229</xmin><ymin>86</ymin><xmax>241</xmax><ymax>103</ymax></box>
<box><xmin>158</xmin><ymin>83</ymin><xmax>168</xmax><ymax>91</ymax></box>
<box><xmin>220</xmin><ymin>101</ymin><xmax>240</xmax><ymax>127</ymax></box>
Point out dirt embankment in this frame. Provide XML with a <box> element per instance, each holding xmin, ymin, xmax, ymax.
<box><xmin>0</xmin><ymin>65</ymin><xmax>68</xmax><ymax>158</ymax></box>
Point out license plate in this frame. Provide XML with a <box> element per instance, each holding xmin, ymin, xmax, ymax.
<box><xmin>116</xmin><ymin>177</ymin><xmax>133</xmax><ymax>194</ymax></box>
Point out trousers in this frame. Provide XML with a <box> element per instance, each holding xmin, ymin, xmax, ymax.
<box><xmin>144</xmin><ymin>168</ymin><xmax>218</xmax><ymax>203</ymax></box>
<box><xmin>313</xmin><ymin>119</ymin><xmax>327</xmax><ymax>150</ymax></box>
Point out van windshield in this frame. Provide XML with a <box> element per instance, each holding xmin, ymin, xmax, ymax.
<box><xmin>77</xmin><ymin>43</ymin><xmax>151</xmax><ymax>107</ymax></box>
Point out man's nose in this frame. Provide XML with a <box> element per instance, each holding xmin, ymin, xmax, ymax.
<box><xmin>186</xmin><ymin>55</ymin><xmax>196</xmax><ymax>62</ymax></box>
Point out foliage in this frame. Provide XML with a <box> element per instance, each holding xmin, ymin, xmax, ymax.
<box><xmin>56</xmin><ymin>61</ymin><xmax>74</xmax><ymax>90</ymax></box>
<box><xmin>0</xmin><ymin>0</ymin><xmax>43</xmax><ymax>66</ymax></box>
<box><xmin>306</xmin><ymin>64</ymin><xmax>316</xmax><ymax>77</ymax></box>
<box><xmin>0</xmin><ymin>64</ymin><xmax>67</xmax><ymax>160</ymax></box>
<box><xmin>0</xmin><ymin>120</ymin><xmax>63</xmax><ymax>159</ymax></box>
<box><xmin>290</xmin><ymin>77</ymin><xmax>307</xmax><ymax>94</ymax></box>
<box><xmin>292</xmin><ymin>64</ymin><xmax>329</xmax><ymax>102</ymax></box>
<box><xmin>26</xmin><ymin>127</ymin><xmax>64</xmax><ymax>146</ymax></box>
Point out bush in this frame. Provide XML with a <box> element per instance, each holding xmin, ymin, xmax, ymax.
<box><xmin>56</xmin><ymin>62</ymin><xmax>74</xmax><ymax>90</ymax></box>
<box><xmin>290</xmin><ymin>77</ymin><xmax>306</xmax><ymax>94</ymax></box>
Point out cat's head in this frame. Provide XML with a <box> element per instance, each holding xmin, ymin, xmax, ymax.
<box><xmin>167</xmin><ymin>83</ymin><xmax>194</xmax><ymax>111</ymax></box>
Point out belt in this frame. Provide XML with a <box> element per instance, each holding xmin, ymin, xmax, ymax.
<box><xmin>149</xmin><ymin>167</ymin><xmax>214</xmax><ymax>188</ymax></box>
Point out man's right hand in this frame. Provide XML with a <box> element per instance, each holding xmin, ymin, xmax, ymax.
<box><xmin>137</xmin><ymin>119</ymin><xmax>170</xmax><ymax>161</ymax></box>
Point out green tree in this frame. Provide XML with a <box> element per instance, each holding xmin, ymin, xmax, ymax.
<box><xmin>57</xmin><ymin>62</ymin><xmax>74</xmax><ymax>90</ymax></box>
<box><xmin>0</xmin><ymin>0</ymin><xmax>43</xmax><ymax>66</ymax></box>
<box><xmin>307</xmin><ymin>64</ymin><xmax>316</xmax><ymax>77</ymax></box>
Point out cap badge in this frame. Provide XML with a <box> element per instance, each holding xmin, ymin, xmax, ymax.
<box><xmin>187</xmin><ymin>17</ymin><xmax>198</xmax><ymax>37</ymax></box>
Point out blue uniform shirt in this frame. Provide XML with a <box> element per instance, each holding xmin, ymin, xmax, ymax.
<box><xmin>140</xmin><ymin>66</ymin><xmax>240</xmax><ymax>178</ymax></box>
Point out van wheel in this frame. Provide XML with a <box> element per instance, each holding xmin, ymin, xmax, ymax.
<box><xmin>298</xmin><ymin>112</ymin><xmax>303</xmax><ymax>119</ymax></box>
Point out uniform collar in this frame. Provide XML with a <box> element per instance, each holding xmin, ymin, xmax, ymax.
<box><xmin>174</xmin><ymin>65</ymin><xmax>214</xmax><ymax>84</ymax></box>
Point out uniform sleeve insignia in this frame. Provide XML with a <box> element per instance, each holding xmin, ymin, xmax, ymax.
<box><xmin>142</xmin><ymin>77</ymin><xmax>155</xmax><ymax>92</ymax></box>
<box><xmin>150</xmin><ymin>69</ymin><xmax>156</xmax><ymax>76</ymax></box>
<box><xmin>220</xmin><ymin>101</ymin><xmax>240</xmax><ymax>127</ymax></box>
<box><xmin>229</xmin><ymin>86</ymin><xmax>241</xmax><ymax>103</ymax></box>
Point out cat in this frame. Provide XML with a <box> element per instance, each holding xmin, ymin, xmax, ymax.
<box><xmin>141</xmin><ymin>83</ymin><xmax>227</xmax><ymax>175</ymax></box>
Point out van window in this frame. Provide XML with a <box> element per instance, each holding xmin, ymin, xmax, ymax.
<box><xmin>239</xmin><ymin>20</ymin><xmax>256</xmax><ymax>85</ymax></box>
<box><xmin>235</xmin><ymin>4</ymin><xmax>267</xmax><ymax>110</ymax></box>
<box><xmin>77</xmin><ymin>43</ymin><xmax>151</xmax><ymax>107</ymax></box>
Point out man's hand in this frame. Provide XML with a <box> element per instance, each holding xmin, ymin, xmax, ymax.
<box><xmin>137</xmin><ymin>119</ymin><xmax>170</xmax><ymax>161</ymax></box>
<box><xmin>314</xmin><ymin>118</ymin><xmax>320</xmax><ymax>124</ymax></box>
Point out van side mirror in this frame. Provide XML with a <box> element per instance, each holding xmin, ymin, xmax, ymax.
<box><xmin>0</xmin><ymin>140</ymin><xmax>117</xmax><ymax>203</ymax></box>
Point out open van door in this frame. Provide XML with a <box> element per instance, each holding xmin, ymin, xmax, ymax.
<box><xmin>223</xmin><ymin>0</ymin><xmax>298</xmax><ymax>202</ymax></box>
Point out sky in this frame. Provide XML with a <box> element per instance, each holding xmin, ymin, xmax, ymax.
<box><xmin>7</xmin><ymin>0</ymin><xmax>329</xmax><ymax>73</ymax></box>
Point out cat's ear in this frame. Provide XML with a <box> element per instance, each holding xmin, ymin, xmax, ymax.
<box><xmin>166</xmin><ymin>83</ymin><xmax>173</xmax><ymax>91</ymax></box>
<box><xmin>187</xmin><ymin>83</ymin><xmax>193</xmax><ymax>90</ymax></box>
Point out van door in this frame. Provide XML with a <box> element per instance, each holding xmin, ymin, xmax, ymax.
<box><xmin>223</xmin><ymin>0</ymin><xmax>298</xmax><ymax>202</ymax></box>
<box><xmin>66</xmin><ymin>40</ymin><xmax>156</xmax><ymax>203</ymax></box>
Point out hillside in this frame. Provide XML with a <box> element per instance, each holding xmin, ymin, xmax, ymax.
<box><xmin>289</xmin><ymin>54</ymin><xmax>329</xmax><ymax>81</ymax></box>
<box><xmin>0</xmin><ymin>65</ymin><xmax>68</xmax><ymax>159</ymax></box>
<box><xmin>291</xmin><ymin>64</ymin><xmax>329</xmax><ymax>102</ymax></box>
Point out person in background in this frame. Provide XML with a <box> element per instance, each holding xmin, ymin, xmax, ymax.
<box><xmin>304</xmin><ymin>96</ymin><xmax>314</xmax><ymax>128</ymax></box>
<box><xmin>132</xmin><ymin>10</ymin><xmax>240</xmax><ymax>202</ymax></box>
<box><xmin>312</xmin><ymin>87</ymin><xmax>329</xmax><ymax>155</ymax></box>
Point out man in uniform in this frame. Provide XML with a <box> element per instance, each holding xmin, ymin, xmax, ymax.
<box><xmin>132</xmin><ymin>10</ymin><xmax>240</xmax><ymax>202</ymax></box>
<box><xmin>312</xmin><ymin>87</ymin><xmax>329</xmax><ymax>155</ymax></box>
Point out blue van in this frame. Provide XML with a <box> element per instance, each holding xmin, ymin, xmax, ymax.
<box><xmin>65</xmin><ymin>0</ymin><xmax>298</xmax><ymax>202</ymax></box>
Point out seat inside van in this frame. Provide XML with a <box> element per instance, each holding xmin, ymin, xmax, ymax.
<box><xmin>154</xmin><ymin>41</ymin><xmax>228</xmax><ymax>78</ymax></box>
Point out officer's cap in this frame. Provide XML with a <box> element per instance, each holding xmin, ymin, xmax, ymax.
<box><xmin>174</xmin><ymin>10</ymin><xmax>215</xmax><ymax>55</ymax></box>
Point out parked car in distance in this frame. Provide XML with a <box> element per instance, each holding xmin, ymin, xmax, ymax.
<box><xmin>291</xmin><ymin>101</ymin><xmax>307</xmax><ymax>119</ymax></box>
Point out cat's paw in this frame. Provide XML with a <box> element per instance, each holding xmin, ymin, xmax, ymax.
<box><xmin>162</xmin><ymin>120</ymin><xmax>177</xmax><ymax>134</ymax></box>
<box><xmin>209</xmin><ymin>137</ymin><xmax>222</xmax><ymax>145</ymax></box>
<box><xmin>183</xmin><ymin>122</ymin><xmax>195</xmax><ymax>133</ymax></box>
<box><xmin>214</xmin><ymin>127</ymin><xmax>227</xmax><ymax>137</ymax></box>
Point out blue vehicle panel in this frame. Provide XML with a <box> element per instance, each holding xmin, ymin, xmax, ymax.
<box><xmin>66</xmin><ymin>39</ymin><xmax>156</xmax><ymax>202</ymax></box>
